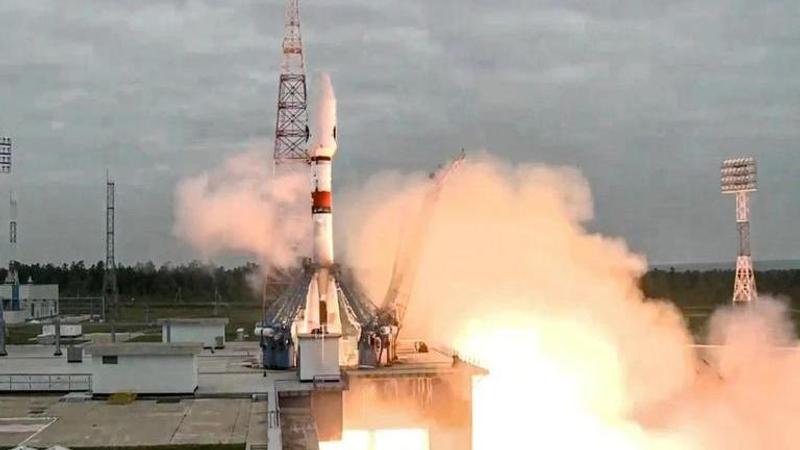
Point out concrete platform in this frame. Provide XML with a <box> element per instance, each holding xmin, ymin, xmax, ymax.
<box><xmin>0</xmin><ymin>342</ymin><xmax>483</xmax><ymax>449</ymax></box>
<box><xmin>0</xmin><ymin>397</ymin><xmax>255</xmax><ymax>448</ymax></box>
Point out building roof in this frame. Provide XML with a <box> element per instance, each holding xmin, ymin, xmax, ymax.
<box><xmin>86</xmin><ymin>342</ymin><xmax>203</xmax><ymax>356</ymax></box>
<box><xmin>158</xmin><ymin>318</ymin><xmax>230</xmax><ymax>325</ymax></box>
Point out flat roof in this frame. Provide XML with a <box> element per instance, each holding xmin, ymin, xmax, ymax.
<box><xmin>158</xmin><ymin>318</ymin><xmax>230</xmax><ymax>325</ymax></box>
<box><xmin>87</xmin><ymin>342</ymin><xmax>203</xmax><ymax>356</ymax></box>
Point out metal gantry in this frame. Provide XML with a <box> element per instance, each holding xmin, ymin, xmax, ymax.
<box><xmin>273</xmin><ymin>0</ymin><xmax>310</xmax><ymax>164</ymax></box>
<box><xmin>102</xmin><ymin>174</ymin><xmax>119</xmax><ymax>325</ymax></box>
<box><xmin>721</xmin><ymin>157</ymin><xmax>758</xmax><ymax>305</ymax></box>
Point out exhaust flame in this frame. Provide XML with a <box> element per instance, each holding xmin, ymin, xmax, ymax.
<box><xmin>321</xmin><ymin>429</ymin><xmax>429</xmax><ymax>450</ymax></box>
<box><xmin>173</xmin><ymin>133</ymin><xmax>800</xmax><ymax>449</ymax></box>
<box><xmin>343</xmin><ymin>154</ymin><xmax>800</xmax><ymax>450</ymax></box>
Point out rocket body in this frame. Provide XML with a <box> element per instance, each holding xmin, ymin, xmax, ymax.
<box><xmin>302</xmin><ymin>81</ymin><xmax>341</xmax><ymax>335</ymax></box>
<box><xmin>311</xmin><ymin>155</ymin><xmax>334</xmax><ymax>266</ymax></box>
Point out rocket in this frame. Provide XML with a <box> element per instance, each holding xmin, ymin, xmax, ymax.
<box><xmin>302</xmin><ymin>75</ymin><xmax>342</xmax><ymax>335</ymax></box>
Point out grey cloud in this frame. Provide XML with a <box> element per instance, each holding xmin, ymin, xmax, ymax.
<box><xmin>0</xmin><ymin>0</ymin><xmax>798</xmax><ymax>266</ymax></box>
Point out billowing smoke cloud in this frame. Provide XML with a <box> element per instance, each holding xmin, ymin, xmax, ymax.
<box><xmin>174</xmin><ymin>73</ymin><xmax>342</xmax><ymax>271</ymax></box>
<box><xmin>173</xmin><ymin>148</ymin><xmax>310</xmax><ymax>268</ymax></box>
<box><xmin>343</xmin><ymin>154</ymin><xmax>800</xmax><ymax>449</ymax></box>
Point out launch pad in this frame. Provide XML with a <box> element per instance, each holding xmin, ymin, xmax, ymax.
<box><xmin>0</xmin><ymin>341</ymin><xmax>483</xmax><ymax>450</ymax></box>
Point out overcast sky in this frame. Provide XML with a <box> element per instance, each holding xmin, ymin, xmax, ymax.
<box><xmin>0</xmin><ymin>0</ymin><xmax>798</xmax><ymax>267</ymax></box>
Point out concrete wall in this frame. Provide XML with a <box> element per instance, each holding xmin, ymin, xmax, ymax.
<box><xmin>4</xmin><ymin>310</ymin><xmax>27</xmax><ymax>324</ymax></box>
<box><xmin>163</xmin><ymin>322</ymin><xmax>226</xmax><ymax>348</ymax></box>
<box><xmin>1</xmin><ymin>284</ymin><xmax>59</xmax><ymax>324</ymax></box>
<box><xmin>90</xmin><ymin>354</ymin><xmax>199</xmax><ymax>395</ymax></box>
<box><xmin>23</xmin><ymin>299</ymin><xmax>58</xmax><ymax>318</ymax></box>
<box><xmin>42</xmin><ymin>324</ymin><xmax>82</xmax><ymax>337</ymax></box>
<box><xmin>0</xmin><ymin>284</ymin><xmax>59</xmax><ymax>300</ymax></box>
<box><xmin>342</xmin><ymin>375</ymin><xmax>474</xmax><ymax>450</ymax></box>
<box><xmin>20</xmin><ymin>284</ymin><xmax>59</xmax><ymax>299</ymax></box>
<box><xmin>298</xmin><ymin>334</ymin><xmax>341</xmax><ymax>382</ymax></box>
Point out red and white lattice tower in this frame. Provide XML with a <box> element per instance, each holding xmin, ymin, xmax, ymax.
<box><xmin>273</xmin><ymin>0</ymin><xmax>309</xmax><ymax>164</ymax></box>
<box><xmin>721</xmin><ymin>157</ymin><xmax>758</xmax><ymax>305</ymax></box>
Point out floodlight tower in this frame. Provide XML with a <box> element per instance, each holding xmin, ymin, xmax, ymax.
<box><xmin>5</xmin><ymin>191</ymin><xmax>18</xmax><ymax>285</ymax></box>
<box><xmin>0</xmin><ymin>136</ymin><xmax>12</xmax><ymax>357</ymax></box>
<box><xmin>272</xmin><ymin>0</ymin><xmax>310</xmax><ymax>165</ymax></box>
<box><xmin>721</xmin><ymin>157</ymin><xmax>758</xmax><ymax>305</ymax></box>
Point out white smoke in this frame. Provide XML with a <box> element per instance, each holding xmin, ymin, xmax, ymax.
<box><xmin>173</xmin><ymin>148</ymin><xmax>310</xmax><ymax>268</ymax></box>
<box><xmin>343</xmin><ymin>154</ymin><xmax>800</xmax><ymax>450</ymax></box>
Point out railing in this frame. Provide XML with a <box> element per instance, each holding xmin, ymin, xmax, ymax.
<box><xmin>0</xmin><ymin>373</ymin><xmax>91</xmax><ymax>392</ymax></box>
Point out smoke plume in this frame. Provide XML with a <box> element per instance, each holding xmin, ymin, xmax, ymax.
<box><xmin>174</xmin><ymin>73</ymin><xmax>342</xmax><ymax>271</ymax></box>
<box><xmin>343</xmin><ymin>154</ymin><xmax>800</xmax><ymax>449</ymax></box>
<box><xmin>173</xmin><ymin>148</ymin><xmax>310</xmax><ymax>268</ymax></box>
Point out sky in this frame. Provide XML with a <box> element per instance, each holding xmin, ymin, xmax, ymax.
<box><xmin>0</xmin><ymin>0</ymin><xmax>798</xmax><ymax>267</ymax></box>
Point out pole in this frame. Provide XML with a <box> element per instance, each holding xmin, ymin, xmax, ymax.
<box><xmin>54</xmin><ymin>315</ymin><xmax>62</xmax><ymax>356</ymax></box>
<box><xmin>0</xmin><ymin>136</ymin><xmax>11</xmax><ymax>356</ymax></box>
<box><xmin>0</xmin><ymin>311</ymin><xmax>7</xmax><ymax>356</ymax></box>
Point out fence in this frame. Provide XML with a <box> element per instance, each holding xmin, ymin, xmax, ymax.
<box><xmin>0</xmin><ymin>373</ymin><xmax>91</xmax><ymax>391</ymax></box>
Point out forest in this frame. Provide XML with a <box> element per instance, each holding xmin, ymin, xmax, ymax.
<box><xmin>3</xmin><ymin>261</ymin><xmax>799</xmax><ymax>310</ymax></box>
<box><xmin>642</xmin><ymin>267</ymin><xmax>800</xmax><ymax>309</ymax></box>
<box><xmin>0</xmin><ymin>261</ymin><xmax>263</xmax><ymax>305</ymax></box>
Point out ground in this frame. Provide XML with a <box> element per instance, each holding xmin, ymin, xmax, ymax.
<box><xmin>0</xmin><ymin>397</ymin><xmax>262</xmax><ymax>449</ymax></box>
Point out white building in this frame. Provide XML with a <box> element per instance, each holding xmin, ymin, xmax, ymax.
<box><xmin>160</xmin><ymin>318</ymin><xmax>229</xmax><ymax>349</ymax></box>
<box><xmin>86</xmin><ymin>343</ymin><xmax>202</xmax><ymax>395</ymax></box>
<box><xmin>297</xmin><ymin>333</ymin><xmax>341</xmax><ymax>382</ymax></box>
<box><xmin>0</xmin><ymin>283</ymin><xmax>59</xmax><ymax>324</ymax></box>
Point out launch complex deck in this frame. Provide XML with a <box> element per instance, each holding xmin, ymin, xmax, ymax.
<box><xmin>0</xmin><ymin>341</ymin><xmax>484</xmax><ymax>449</ymax></box>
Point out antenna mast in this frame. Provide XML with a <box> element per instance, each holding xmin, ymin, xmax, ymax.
<box><xmin>721</xmin><ymin>157</ymin><xmax>758</xmax><ymax>305</ymax></box>
<box><xmin>102</xmin><ymin>174</ymin><xmax>119</xmax><ymax>322</ymax></box>
<box><xmin>272</xmin><ymin>0</ymin><xmax>310</xmax><ymax>164</ymax></box>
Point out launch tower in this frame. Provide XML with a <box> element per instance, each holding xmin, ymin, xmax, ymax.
<box><xmin>721</xmin><ymin>157</ymin><xmax>758</xmax><ymax>305</ymax></box>
<box><xmin>102</xmin><ymin>175</ymin><xmax>118</xmax><ymax>322</ymax></box>
<box><xmin>272</xmin><ymin>0</ymin><xmax>310</xmax><ymax>164</ymax></box>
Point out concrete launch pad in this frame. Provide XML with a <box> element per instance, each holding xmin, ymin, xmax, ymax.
<box><xmin>0</xmin><ymin>396</ymin><xmax>258</xmax><ymax>448</ymax></box>
<box><xmin>0</xmin><ymin>341</ymin><xmax>483</xmax><ymax>449</ymax></box>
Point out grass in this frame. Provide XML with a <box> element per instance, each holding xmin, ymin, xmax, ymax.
<box><xmin>5</xmin><ymin>304</ymin><xmax>262</xmax><ymax>345</ymax></box>
<box><xmin>126</xmin><ymin>332</ymin><xmax>163</xmax><ymax>343</ymax></box>
<box><xmin>6</xmin><ymin>324</ymin><xmax>41</xmax><ymax>344</ymax></box>
<box><xmin>108</xmin><ymin>391</ymin><xmax>138</xmax><ymax>405</ymax></box>
<box><xmin>10</xmin><ymin>300</ymin><xmax>800</xmax><ymax>346</ymax></box>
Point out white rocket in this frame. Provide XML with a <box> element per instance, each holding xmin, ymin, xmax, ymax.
<box><xmin>302</xmin><ymin>75</ymin><xmax>342</xmax><ymax>335</ymax></box>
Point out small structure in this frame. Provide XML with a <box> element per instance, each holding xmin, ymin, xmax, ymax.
<box><xmin>37</xmin><ymin>323</ymin><xmax>82</xmax><ymax>344</ymax></box>
<box><xmin>160</xmin><ymin>318</ymin><xmax>228</xmax><ymax>349</ymax></box>
<box><xmin>0</xmin><ymin>283</ymin><xmax>59</xmax><ymax>324</ymax></box>
<box><xmin>87</xmin><ymin>342</ymin><xmax>202</xmax><ymax>395</ymax></box>
<box><xmin>297</xmin><ymin>333</ymin><xmax>341</xmax><ymax>382</ymax></box>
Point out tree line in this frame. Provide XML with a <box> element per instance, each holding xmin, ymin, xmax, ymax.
<box><xmin>641</xmin><ymin>268</ymin><xmax>800</xmax><ymax>309</ymax></box>
<box><xmin>2</xmin><ymin>261</ymin><xmax>799</xmax><ymax>309</ymax></box>
<box><xmin>0</xmin><ymin>261</ymin><xmax>263</xmax><ymax>305</ymax></box>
